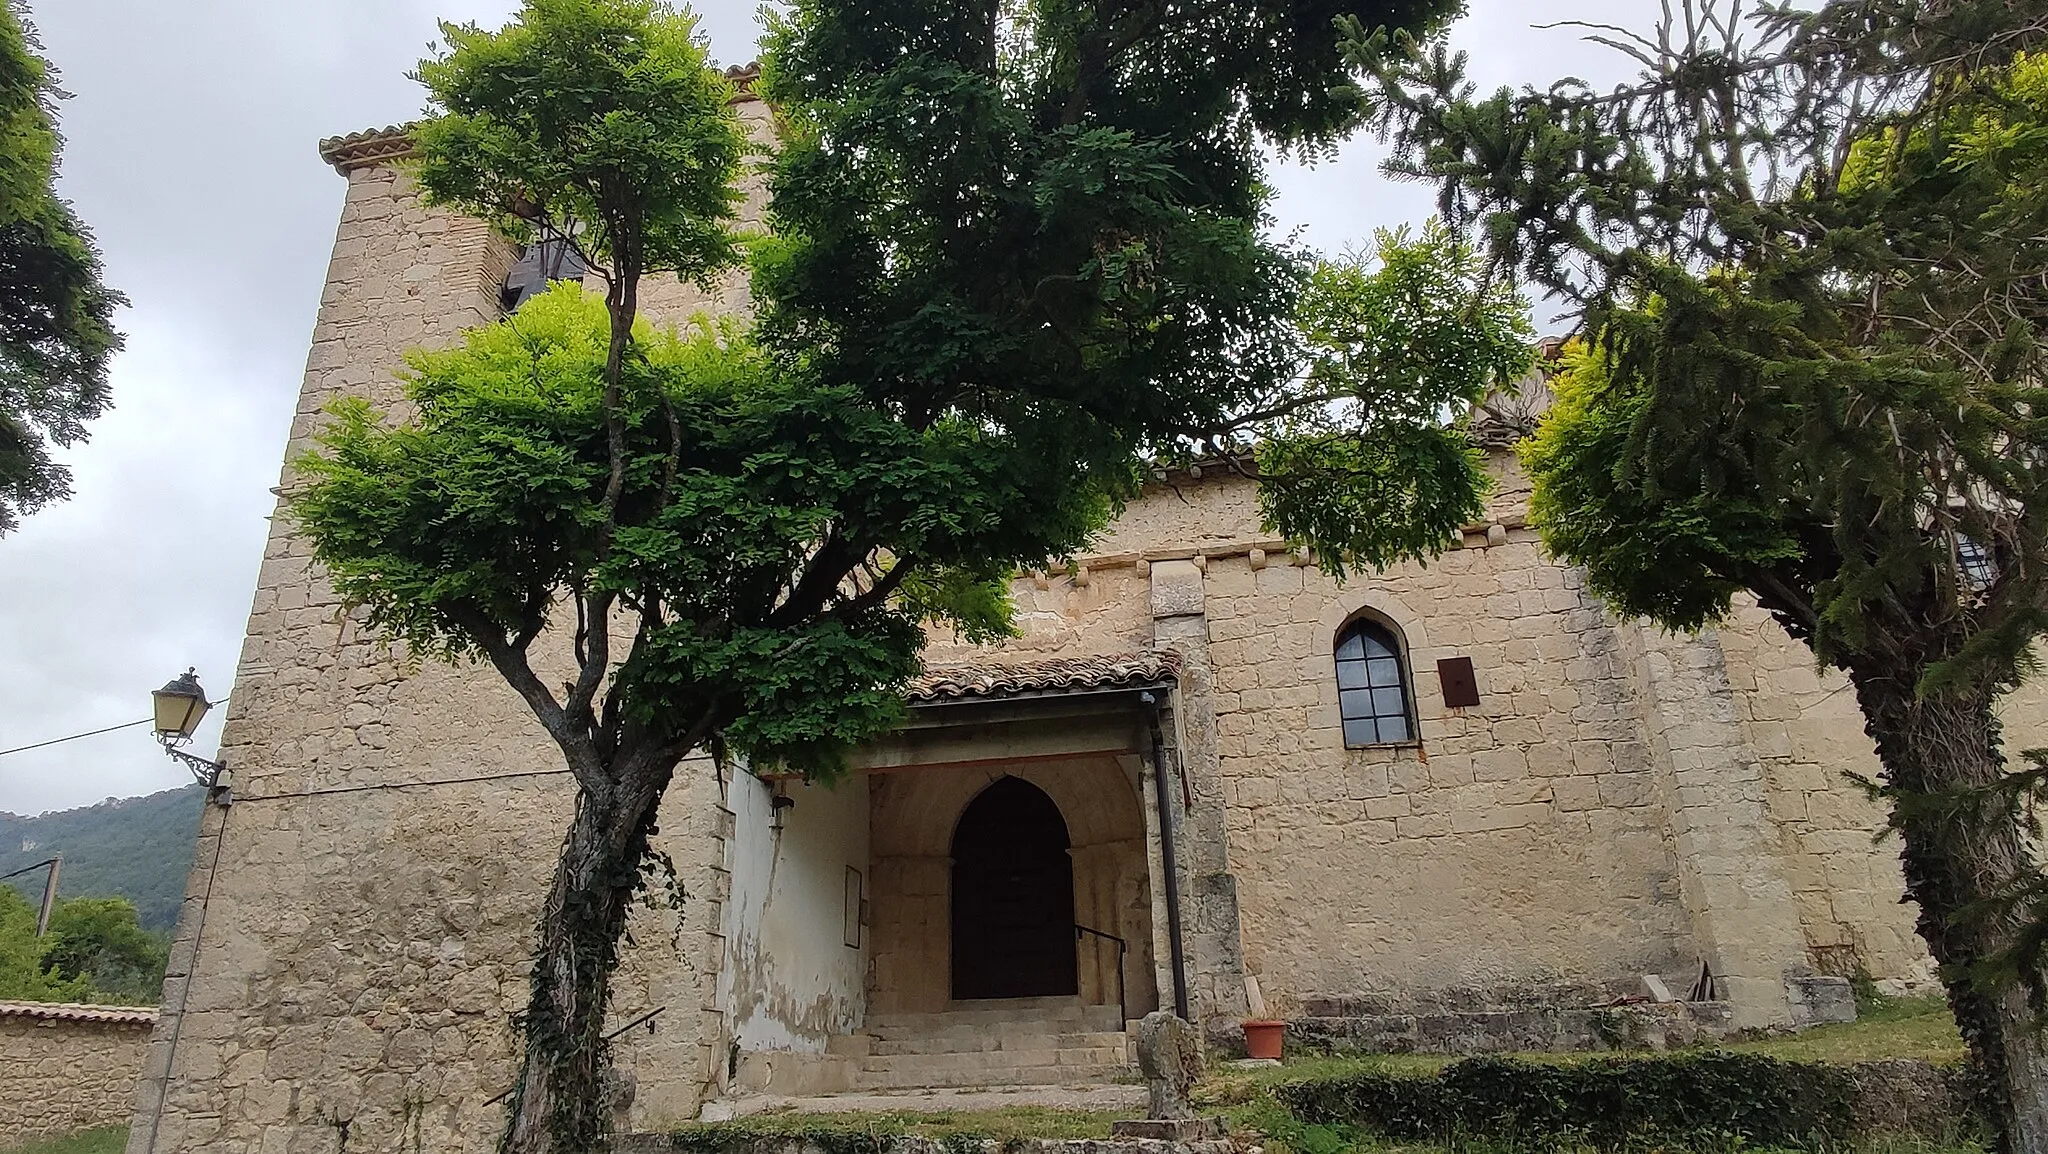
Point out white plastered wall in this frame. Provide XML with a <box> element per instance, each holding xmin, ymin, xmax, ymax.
<box><xmin>717</xmin><ymin>772</ymin><xmax>870</xmax><ymax>1058</ymax></box>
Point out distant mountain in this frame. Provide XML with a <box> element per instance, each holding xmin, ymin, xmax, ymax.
<box><xmin>0</xmin><ymin>786</ymin><xmax>204</xmax><ymax>932</ymax></box>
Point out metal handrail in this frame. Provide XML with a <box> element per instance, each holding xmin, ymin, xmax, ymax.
<box><xmin>1074</xmin><ymin>923</ymin><xmax>1128</xmax><ymax>1028</ymax></box>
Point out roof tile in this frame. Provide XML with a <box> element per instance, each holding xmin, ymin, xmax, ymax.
<box><xmin>909</xmin><ymin>650</ymin><xmax>1180</xmax><ymax>703</ymax></box>
<box><xmin>0</xmin><ymin>1000</ymin><xmax>159</xmax><ymax>1026</ymax></box>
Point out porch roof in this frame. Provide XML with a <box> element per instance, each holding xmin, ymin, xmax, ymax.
<box><xmin>908</xmin><ymin>650</ymin><xmax>1181</xmax><ymax>706</ymax></box>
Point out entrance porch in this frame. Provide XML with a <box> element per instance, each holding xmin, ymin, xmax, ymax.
<box><xmin>712</xmin><ymin>653</ymin><xmax>1185</xmax><ymax>1102</ymax></box>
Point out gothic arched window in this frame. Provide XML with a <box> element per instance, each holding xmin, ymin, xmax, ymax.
<box><xmin>1336</xmin><ymin>617</ymin><xmax>1412</xmax><ymax>747</ymax></box>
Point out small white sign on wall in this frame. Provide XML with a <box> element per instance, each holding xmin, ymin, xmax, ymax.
<box><xmin>843</xmin><ymin>866</ymin><xmax>863</xmax><ymax>949</ymax></box>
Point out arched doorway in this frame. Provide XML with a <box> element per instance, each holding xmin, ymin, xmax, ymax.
<box><xmin>950</xmin><ymin>776</ymin><xmax>1078</xmax><ymax>1000</ymax></box>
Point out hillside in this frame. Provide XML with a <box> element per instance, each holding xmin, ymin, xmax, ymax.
<box><xmin>0</xmin><ymin>786</ymin><xmax>203</xmax><ymax>931</ymax></box>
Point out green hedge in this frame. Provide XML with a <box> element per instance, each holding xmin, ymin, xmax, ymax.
<box><xmin>1275</xmin><ymin>1052</ymin><xmax>1865</xmax><ymax>1150</ymax></box>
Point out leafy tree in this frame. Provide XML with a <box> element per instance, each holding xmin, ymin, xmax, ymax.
<box><xmin>315</xmin><ymin>6</ymin><xmax>753</xmax><ymax>1148</ymax></box>
<box><xmin>39</xmin><ymin>896</ymin><xmax>166</xmax><ymax>1004</ymax></box>
<box><xmin>1353</xmin><ymin>3</ymin><xmax>2048</xmax><ymax>1146</ymax></box>
<box><xmin>0</xmin><ymin>890</ymin><xmax>166</xmax><ymax>1004</ymax></box>
<box><xmin>0</xmin><ymin>2</ymin><xmax>122</xmax><ymax>536</ymax></box>
<box><xmin>0</xmin><ymin>886</ymin><xmax>87</xmax><ymax>1003</ymax></box>
<box><xmin>1256</xmin><ymin>222</ymin><xmax>1534</xmax><ymax>576</ymax></box>
<box><xmin>292</xmin><ymin>0</ymin><xmax>1480</xmax><ymax>1150</ymax></box>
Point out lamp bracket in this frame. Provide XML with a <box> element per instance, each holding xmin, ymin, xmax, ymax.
<box><xmin>161</xmin><ymin>744</ymin><xmax>231</xmax><ymax>804</ymax></box>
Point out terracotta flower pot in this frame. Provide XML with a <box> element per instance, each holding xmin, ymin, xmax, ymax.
<box><xmin>1242</xmin><ymin>1019</ymin><xmax>1286</xmax><ymax>1061</ymax></box>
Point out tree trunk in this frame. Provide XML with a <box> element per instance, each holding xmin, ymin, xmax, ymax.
<box><xmin>1852</xmin><ymin>673</ymin><xmax>2048</xmax><ymax>1154</ymax></box>
<box><xmin>502</xmin><ymin>780</ymin><xmax>662</xmax><ymax>1154</ymax></box>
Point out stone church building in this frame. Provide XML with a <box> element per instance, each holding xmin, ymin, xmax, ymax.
<box><xmin>124</xmin><ymin>74</ymin><xmax>2048</xmax><ymax>1154</ymax></box>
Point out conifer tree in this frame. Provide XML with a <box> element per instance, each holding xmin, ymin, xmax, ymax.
<box><xmin>1353</xmin><ymin>4</ymin><xmax>2048</xmax><ymax>1147</ymax></box>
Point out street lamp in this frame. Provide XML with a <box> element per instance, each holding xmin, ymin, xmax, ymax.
<box><xmin>153</xmin><ymin>668</ymin><xmax>209</xmax><ymax>738</ymax></box>
<box><xmin>154</xmin><ymin>668</ymin><xmax>229</xmax><ymax>801</ymax></box>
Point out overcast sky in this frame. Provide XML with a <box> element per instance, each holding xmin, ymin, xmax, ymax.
<box><xmin>0</xmin><ymin>1</ymin><xmax>1629</xmax><ymax>816</ymax></box>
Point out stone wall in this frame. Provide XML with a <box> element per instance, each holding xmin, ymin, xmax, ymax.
<box><xmin>0</xmin><ymin>1002</ymin><xmax>155</xmax><ymax>1148</ymax></box>
<box><xmin>1006</xmin><ymin>469</ymin><xmax>1709</xmax><ymax>1009</ymax></box>
<box><xmin>1202</xmin><ymin>528</ymin><xmax>1704</xmax><ymax>1013</ymax></box>
<box><xmin>1716</xmin><ymin>604</ymin><xmax>2048</xmax><ymax>992</ymax></box>
<box><xmin>1716</xmin><ymin>600</ymin><xmax>1928</xmax><ymax>983</ymax></box>
<box><xmin>1620</xmin><ymin>623</ymin><xmax>1809</xmax><ymax>1024</ymax></box>
<box><xmin>986</xmin><ymin>459</ymin><xmax>1928</xmax><ymax>1030</ymax></box>
<box><xmin>127</xmin><ymin>155</ymin><xmax>732</xmax><ymax>1154</ymax></box>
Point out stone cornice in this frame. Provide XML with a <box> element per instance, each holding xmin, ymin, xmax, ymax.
<box><xmin>316</xmin><ymin>62</ymin><xmax>764</xmax><ymax>176</ymax></box>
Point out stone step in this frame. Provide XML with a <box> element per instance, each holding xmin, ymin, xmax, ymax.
<box><xmin>825</xmin><ymin>1034</ymin><xmax>872</xmax><ymax>1058</ymax></box>
<box><xmin>949</xmin><ymin>996</ymin><xmax>1090</xmax><ymax>1014</ymax></box>
<box><xmin>849</xmin><ymin>1054</ymin><xmax>1131</xmax><ymax>1092</ymax></box>
<box><xmin>869</xmin><ymin>996</ymin><xmax>1088</xmax><ymax>1023</ymax></box>
<box><xmin>867</xmin><ymin>1004</ymin><xmax>1123</xmax><ymax>1038</ymax></box>
<box><xmin>852</xmin><ymin>1066</ymin><xmax>1130</xmax><ymax>1092</ymax></box>
<box><xmin>867</xmin><ymin>1015</ymin><xmax>1125</xmax><ymax>1042</ymax></box>
<box><xmin>869</xmin><ymin>1030</ymin><xmax>1130</xmax><ymax>1057</ymax></box>
<box><xmin>861</xmin><ymin>1045</ymin><xmax>1128</xmax><ymax>1074</ymax></box>
<box><xmin>691</xmin><ymin>1083</ymin><xmax>1149</xmax><ymax>1122</ymax></box>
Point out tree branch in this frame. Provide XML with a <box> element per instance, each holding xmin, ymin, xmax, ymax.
<box><xmin>770</xmin><ymin>530</ymin><xmax>861</xmax><ymax>628</ymax></box>
<box><xmin>564</xmin><ymin>589</ymin><xmax>617</xmax><ymax>735</ymax></box>
<box><xmin>448</xmin><ymin>604</ymin><xmax>609</xmax><ymax>790</ymax></box>
<box><xmin>830</xmin><ymin>555</ymin><xmax>915</xmax><ymax>622</ymax></box>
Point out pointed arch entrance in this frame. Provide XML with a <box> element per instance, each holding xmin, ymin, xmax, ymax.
<box><xmin>950</xmin><ymin>776</ymin><xmax>1078</xmax><ymax>1000</ymax></box>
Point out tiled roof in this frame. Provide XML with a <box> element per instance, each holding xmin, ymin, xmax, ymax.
<box><xmin>318</xmin><ymin>64</ymin><xmax>765</xmax><ymax>175</ymax></box>
<box><xmin>318</xmin><ymin>124</ymin><xmax>416</xmax><ymax>173</ymax></box>
<box><xmin>0</xmin><ymin>1000</ymin><xmax>159</xmax><ymax>1026</ymax></box>
<box><xmin>910</xmin><ymin>650</ymin><xmax>1181</xmax><ymax>703</ymax></box>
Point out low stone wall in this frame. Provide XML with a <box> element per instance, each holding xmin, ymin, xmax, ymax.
<box><xmin>0</xmin><ymin>1001</ymin><xmax>157</xmax><ymax>1149</ymax></box>
<box><xmin>1279</xmin><ymin>981</ymin><xmax>1741</xmax><ymax>1056</ymax></box>
<box><xmin>1287</xmin><ymin>1001</ymin><xmax>1737</xmax><ymax>1056</ymax></box>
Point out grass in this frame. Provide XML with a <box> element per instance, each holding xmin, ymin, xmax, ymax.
<box><xmin>1198</xmin><ymin>1076</ymin><xmax>1989</xmax><ymax>1154</ymax></box>
<box><xmin>1725</xmin><ymin>994</ymin><xmax>1964</xmax><ymax>1065</ymax></box>
<box><xmin>1</xmin><ymin>1127</ymin><xmax>127</xmax><ymax>1154</ymax></box>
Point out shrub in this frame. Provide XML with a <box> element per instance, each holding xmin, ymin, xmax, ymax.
<box><xmin>1275</xmin><ymin>1052</ymin><xmax>1864</xmax><ymax>1150</ymax></box>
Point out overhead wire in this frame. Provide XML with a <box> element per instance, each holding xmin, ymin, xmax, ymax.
<box><xmin>0</xmin><ymin>697</ymin><xmax>232</xmax><ymax>760</ymax></box>
<box><xmin>0</xmin><ymin>717</ymin><xmax>153</xmax><ymax>758</ymax></box>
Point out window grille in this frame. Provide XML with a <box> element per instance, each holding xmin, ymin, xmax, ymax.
<box><xmin>1958</xmin><ymin>536</ymin><xmax>1997</xmax><ymax>592</ymax></box>
<box><xmin>1336</xmin><ymin>618</ymin><xmax>1412</xmax><ymax>747</ymax></box>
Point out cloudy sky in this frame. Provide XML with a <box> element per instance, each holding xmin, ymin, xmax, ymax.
<box><xmin>0</xmin><ymin>1</ymin><xmax>1628</xmax><ymax>815</ymax></box>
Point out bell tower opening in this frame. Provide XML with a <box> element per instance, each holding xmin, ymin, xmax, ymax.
<box><xmin>950</xmin><ymin>776</ymin><xmax>1078</xmax><ymax>1000</ymax></box>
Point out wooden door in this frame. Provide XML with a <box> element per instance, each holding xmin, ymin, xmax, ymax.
<box><xmin>950</xmin><ymin>776</ymin><xmax>1078</xmax><ymax>1000</ymax></box>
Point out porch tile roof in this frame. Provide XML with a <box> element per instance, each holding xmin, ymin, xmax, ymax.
<box><xmin>0</xmin><ymin>999</ymin><xmax>159</xmax><ymax>1026</ymax></box>
<box><xmin>909</xmin><ymin>650</ymin><xmax>1181</xmax><ymax>704</ymax></box>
